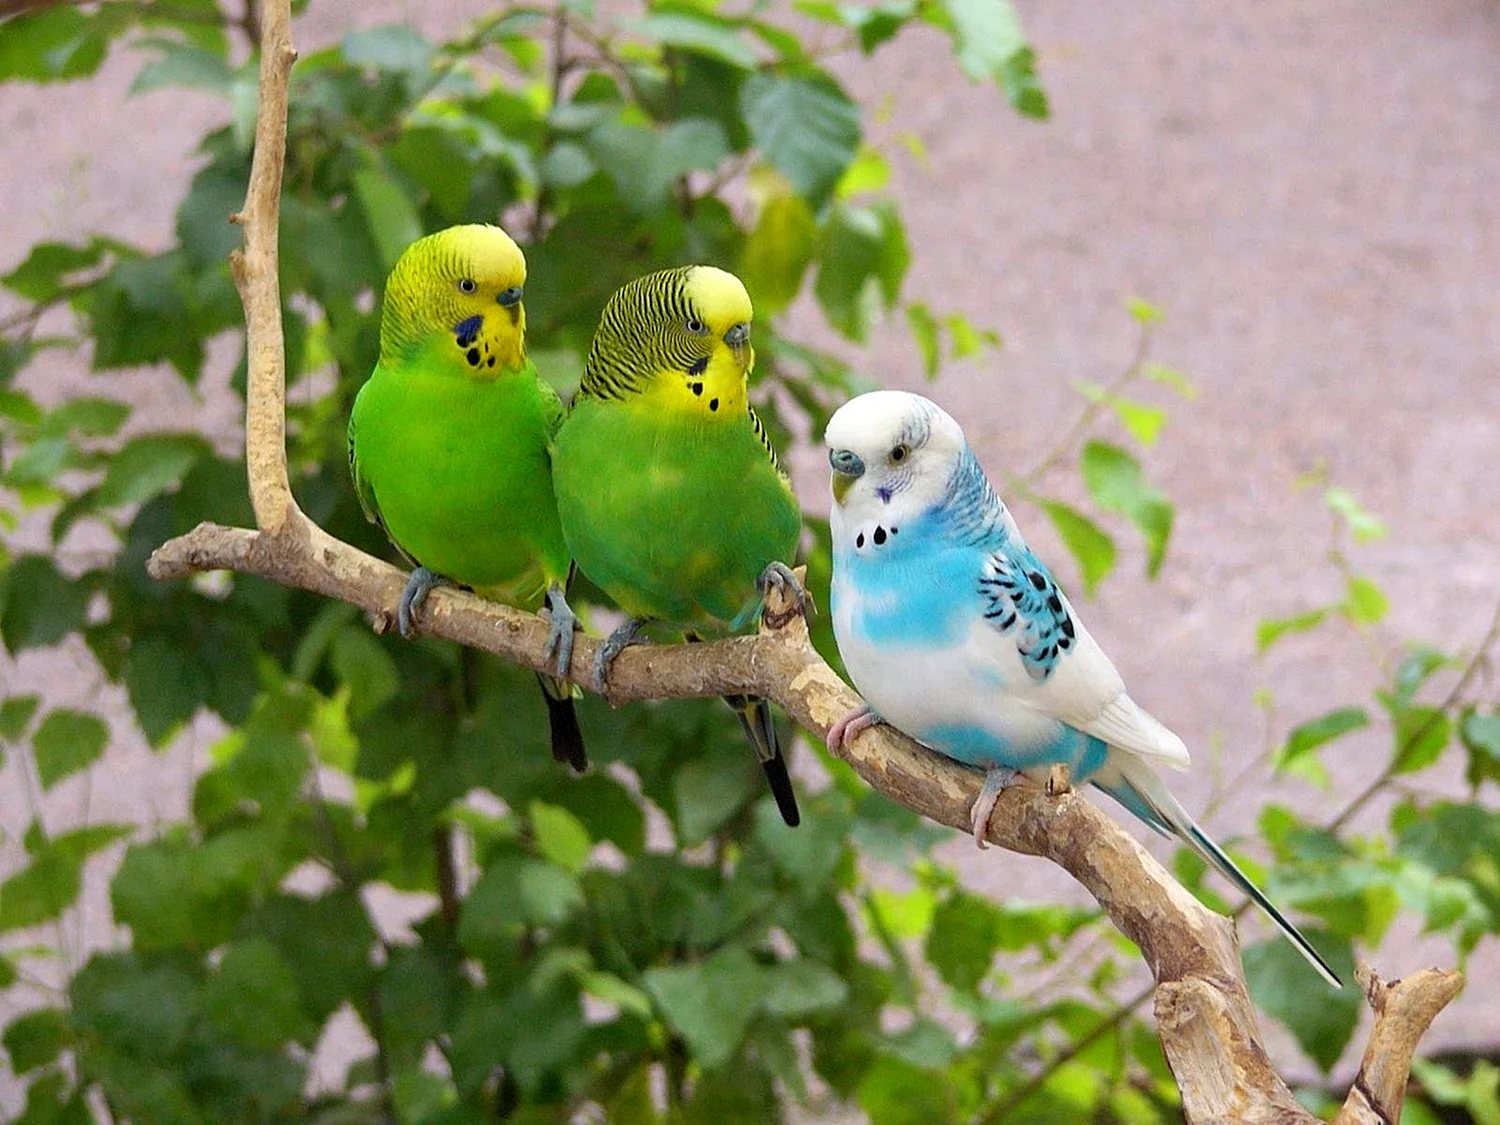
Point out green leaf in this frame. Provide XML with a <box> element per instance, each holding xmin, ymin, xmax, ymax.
<box><xmin>1144</xmin><ymin>360</ymin><xmax>1196</xmax><ymax>397</ymax></box>
<box><xmin>459</xmin><ymin>856</ymin><xmax>584</xmax><ymax>958</ymax></box>
<box><xmin>1242</xmin><ymin>935</ymin><xmax>1358</xmax><ymax>1072</ymax></box>
<box><xmin>1126</xmin><ymin>296</ymin><xmax>1164</xmax><ymax>324</ymax></box>
<box><xmin>1461</xmin><ymin>709</ymin><xmax>1500</xmax><ymax>788</ymax></box>
<box><xmin>814</xmin><ymin>201</ymin><xmax>910</xmax><ymax>341</ymax></box>
<box><xmin>529</xmin><ymin>800</ymin><xmax>592</xmax><ymax>873</ymax></box>
<box><xmin>329</xmin><ymin>624</ymin><xmax>399</xmax><ymax>720</ymax></box>
<box><xmin>3</xmin><ymin>1007</ymin><xmax>72</xmax><ymax>1074</ymax></box>
<box><xmin>41</xmin><ymin>396</ymin><xmax>131</xmax><ymax>438</ymax></box>
<box><xmin>1079</xmin><ymin>441</ymin><xmax>1173</xmax><ymax>575</ymax></box>
<box><xmin>2</xmin><ymin>238</ymin><xmax>114</xmax><ymax>301</ymax></box>
<box><xmin>93</xmin><ymin>434</ymin><xmax>207</xmax><ymax>508</ymax></box>
<box><xmin>934</xmin><ymin>0</ymin><xmax>1024</xmax><ymax>79</ymax></box>
<box><xmin>1041</xmin><ymin>501</ymin><xmax>1116</xmax><ymax>596</ymax></box>
<box><xmin>0</xmin><ymin>825</ymin><xmax>130</xmax><ymax>933</ymax></box>
<box><xmin>643</xmin><ymin>946</ymin><xmax>764</xmax><ymax>1069</ymax></box>
<box><xmin>352</xmin><ymin>164</ymin><xmax>424</xmax><ymax>273</ymax></box>
<box><xmin>761</xmin><ymin>959</ymin><xmax>849</xmax><ymax>1017</ymax></box>
<box><xmin>203</xmin><ymin>937</ymin><xmax>313</xmax><ymax>1049</ymax></box>
<box><xmin>631</xmin><ymin>12</ymin><xmax>758</xmax><ymax>68</ymax></box>
<box><xmin>1110</xmin><ymin>397</ymin><xmax>1168</xmax><ymax>446</ymax></box>
<box><xmin>740</xmin><ymin>191</ymin><xmax>817</xmax><ymax>317</ymax></box>
<box><xmin>581</xmin><ymin>970</ymin><xmax>653</xmax><ymax>1018</ymax></box>
<box><xmin>1275</xmin><ymin>708</ymin><xmax>1369</xmax><ymax>772</ymax></box>
<box><xmin>130</xmin><ymin>41</ymin><xmax>233</xmax><ymax>96</ymax></box>
<box><xmin>1255</xmin><ymin>607</ymin><xmax>1331</xmax><ymax>654</ymax></box>
<box><xmin>342</xmin><ymin>24</ymin><xmax>435</xmax><ymax>78</ymax></box>
<box><xmin>1344</xmin><ymin>575</ymin><xmax>1388</xmax><ymax>624</ymax></box>
<box><xmin>1325</xmin><ymin>487</ymin><xmax>1386</xmax><ymax>542</ymax></box>
<box><xmin>741</xmin><ymin>72</ymin><xmax>862</xmax><ymax>209</ymax></box>
<box><xmin>588</xmin><ymin>118</ymin><xmax>730</xmax><ymax>214</ymax></box>
<box><xmin>1389</xmin><ymin>706</ymin><xmax>1450</xmax><ymax>776</ymax></box>
<box><xmin>925</xmin><ymin>891</ymin><xmax>1002</xmax><ymax>991</ymax></box>
<box><xmin>857</xmin><ymin>1055</ymin><xmax>952</xmax><ymax>1125</ymax></box>
<box><xmin>32</xmin><ymin>709</ymin><xmax>109</xmax><ymax>791</ymax></box>
<box><xmin>0</xmin><ymin>556</ymin><xmax>90</xmax><ymax>655</ymax></box>
<box><xmin>0</xmin><ymin>8</ymin><xmax>111</xmax><ymax>83</ymax></box>
<box><xmin>0</xmin><ymin>695</ymin><xmax>41</xmax><ymax>741</ymax></box>
<box><xmin>905</xmin><ymin>303</ymin><xmax>941</xmax><ymax>380</ymax></box>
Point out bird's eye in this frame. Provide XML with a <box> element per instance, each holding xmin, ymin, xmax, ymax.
<box><xmin>497</xmin><ymin>286</ymin><xmax>523</xmax><ymax>307</ymax></box>
<box><xmin>685</xmin><ymin>317</ymin><xmax>706</xmax><ymax>335</ymax></box>
<box><xmin>458</xmin><ymin>278</ymin><xmax>477</xmax><ymax>294</ymax></box>
<box><xmin>890</xmin><ymin>444</ymin><xmax>909</xmax><ymax>463</ymax></box>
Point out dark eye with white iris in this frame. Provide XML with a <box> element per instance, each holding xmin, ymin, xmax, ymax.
<box><xmin>685</xmin><ymin>317</ymin><xmax>706</xmax><ymax>335</ymax></box>
<box><xmin>890</xmin><ymin>443</ymin><xmax>909</xmax><ymax>463</ymax></box>
<box><xmin>458</xmin><ymin>278</ymin><xmax>477</xmax><ymax>294</ymax></box>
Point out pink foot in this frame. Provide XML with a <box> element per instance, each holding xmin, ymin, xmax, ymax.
<box><xmin>969</xmin><ymin>767</ymin><xmax>1020</xmax><ymax>850</ymax></box>
<box><xmin>828</xmin><ymin>705</ymin><xmax>879</xmax><ymax>753</ymax></box>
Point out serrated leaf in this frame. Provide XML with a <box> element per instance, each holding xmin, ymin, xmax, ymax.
<box><xmin>1274</xmin><ymin>708</ymin><xmax>1369</xmax><ymax>771</ymax></box>
<box><xmin>1242</xmin><ymin>935</ymin><xmax>1358</xmax><ymax>1071</ymax></box>
<box><xmin>741</xmin><ymin>71</ymin><xmax>862</xmax><ymax>209</ymax></box>
<box><xmin>32</xmin><ymin>709</ymin><xmax>109</xmax><ymax>791</ymax></box>
<box><xmin>1041</xmin><ymin>501</ymin><xmax>1116</xmax><ymax>596</ymax></box>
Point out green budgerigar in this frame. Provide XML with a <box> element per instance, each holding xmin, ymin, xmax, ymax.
<box><xmin>551</xmin><ymin>265</ymin><xmax>803</xmax><ymax>826</ymax></box>
<box><xmin>348</xmin><ymin>223</ymin><xmax>587</xmax><ymax>771</ymax></box>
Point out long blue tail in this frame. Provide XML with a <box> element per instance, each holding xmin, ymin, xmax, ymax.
<box><xmin>1094</xmin><ymin>761</ymin><xmax>1342</xmax><ymax>989</ymax></box>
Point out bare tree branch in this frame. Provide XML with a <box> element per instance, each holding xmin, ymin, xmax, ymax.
<box><xmin>145</xmin><ymin>0</ymin><xmax>1465</xmax><ymax>1120</ymax></box>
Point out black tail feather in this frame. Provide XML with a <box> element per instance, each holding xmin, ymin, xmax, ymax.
<box><xmin>536</xmin><ymin>674</ymin><xmax>588</xmax><ymax>773</ymax></box>
<box><xmin>726</xmin><ymin>694</ymin><xmax>800</xmax><ymax>827</ymax></box>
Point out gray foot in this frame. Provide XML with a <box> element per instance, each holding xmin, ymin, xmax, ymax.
<box><xmin>758</xmin><ymin>560</ymin><xmax>810</xmax><ymax>619</ymax></box>
<box><xmin>397</xmin><ymin>566</ymin><xmax>450</xmax><ymax>638</ymax></box>
<box><xmin>542</xmin><ymin>584</ymin><xmax>581</xmax><ymax>679</ymax></box>
<box><xmin>592</xmin><ymin>618</ymin><xmax>647</xmax><ymax>693</ymax></box>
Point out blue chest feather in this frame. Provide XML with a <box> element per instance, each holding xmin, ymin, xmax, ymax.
<box><xmin>834</xmin><ymin>509</ymin><xmax>982</xmax><ymax>649</ymax></box>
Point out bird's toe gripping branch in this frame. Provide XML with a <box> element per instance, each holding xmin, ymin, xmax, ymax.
<box><xmin>592</xmin><ymin>617</ymin><xmax>647</xmax><ymax>694</ymax></box>
<box><xmin>397</xmin><ymin>566</ymin><xmax>451</xmax><ymax>638</ymax></box>
<box><xmin>541</xmin><ymin>584</ymin><xmax>581</xmax><ymax>679</ymax></box>
<box><xmin>758</xmin><ymin>561</ymin><xmax>811</xmax><ymax>631</ymax></box>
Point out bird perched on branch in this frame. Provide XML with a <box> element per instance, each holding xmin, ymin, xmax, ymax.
<box><xmin>551</xmin><ymin>265</ymin><xmax>804</xmax><ymax>827</ymax></box>
<box><xmin>347</xmin><ymin>223</ymin><xmax>587</xmax><ymax>772</ymax></box>
<box><xmin>824</xmin><ymin>389</ymin><xmax>1341</xmax><ymax>986</ymax></box>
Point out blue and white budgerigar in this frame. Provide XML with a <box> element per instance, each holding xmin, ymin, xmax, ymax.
<box><xmin>823</xmin><ymin>390</ymin><xmax>1340</xmax><ymax>987</ymax></box>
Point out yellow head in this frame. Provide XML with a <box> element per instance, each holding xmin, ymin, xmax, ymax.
<box><xmin>579</xmin><ymin>265</ymin><xmax>755</xmax><ymax>416</ymax></box>
<box><xmin>378</xmin><ymin>224</ymin><xmax>529</xmax><ymax>377</ymax></box>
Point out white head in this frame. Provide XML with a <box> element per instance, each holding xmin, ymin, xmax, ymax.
<box><xmin>823</xmin><ymin>391</ymin><xmax>968</xmax><ymax>524</ymax></box>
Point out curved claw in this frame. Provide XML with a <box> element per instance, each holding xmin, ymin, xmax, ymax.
<box><xmin>757</xmin><ymin>560</ymin><xmax>812</xmax><ymax>620</ymax></box>
<box><xmin>592</xmin><ymin>618</ymin><xmax>647</xmax><ymax>694</ymax></box>
<box><xmin>827</xmin><ymin>704</ymin><xmax>879</xmax><ymax>754</ymax></box>
<box><xmin>397</xmin><ymin>566</ymin><xmax>448</xmax><ymax>638</ymax></box>
<box><xmin>541</xmin><ymin>585</ymin><xmax>581</xmax><ymax>679</ymax></box>
<box><xmin>969</xmin><ymin>766</ymin><xmax>1020</xmax><ymax>850</ymax></box>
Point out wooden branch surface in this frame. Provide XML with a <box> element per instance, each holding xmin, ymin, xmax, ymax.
<box><xmin>145</xmin><ymin>0</ymin><xmax>1464</xmax><ymax>1120</ymax></box>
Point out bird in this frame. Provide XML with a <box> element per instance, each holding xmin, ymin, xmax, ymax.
<box><xmin>550</xmin><ymin>264</ymin><xmax>804</xmax><ymax>827</ymax></box>
<box><xmin>823</xmin><ymin>389</ymin><xmax>1341</xmax><ymax>987</ymax></box>
<box><xmin>347</xmin><ymin>223</ymin><xmax>587</xmax><ymax>773</ymax></box>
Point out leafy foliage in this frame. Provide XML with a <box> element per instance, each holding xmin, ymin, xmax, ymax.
<box><xmin>0</xmin><ymin>1</ymin><xmax>1494</xmax><ymax>1122</ymax></box>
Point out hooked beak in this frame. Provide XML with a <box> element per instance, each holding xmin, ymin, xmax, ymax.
<box><xmin>829</xmin><ymin>448</ymin><xmax>865</xmax><ymax>505</ymax></box>
<box><xmin>724</xmin><ymin>322</ymin><xmax>750</xmax><ymax>348</ymax></box>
